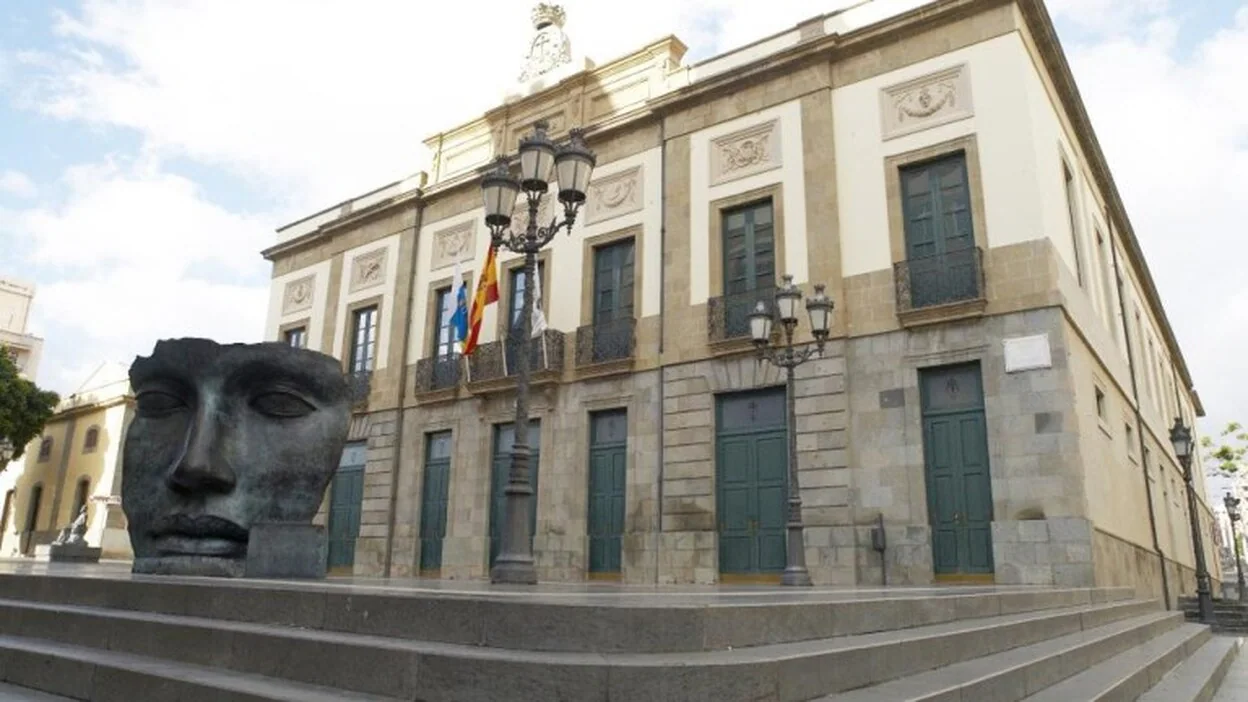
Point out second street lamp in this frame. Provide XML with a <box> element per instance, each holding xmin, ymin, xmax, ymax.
<box><xmin>1225</xmin><ymin>492</ymin><xmax>1246</xmax><ymax>603</ymax></box>
<box><xmin>748</xmin><ymin>274</ymin><xmax>833</xmax><ymax>587</ymax></box>
<box><xmin>481</xmin><ymin>121</ymin><xmax>595</xmax><ymax>585</ymax></box>
<box><xmin>1171</xmin><ymin>417</ymin><xmax>1214</xmax><ymax>623</ymax></box>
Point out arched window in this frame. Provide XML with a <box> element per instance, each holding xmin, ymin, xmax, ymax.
<box><xmin>37</xmin><ymin>438</ymin><xmax>53</xmax><ymax>462</ymax></box>
<box><xmin>83</xmin><ymin>426</ymin><xmax>100</xmax><ymax>453</ymax></box>
<box><xmin>71</xmin><ymin>478</ymin><xmax>91</xmax><ymax>520</ymax></box>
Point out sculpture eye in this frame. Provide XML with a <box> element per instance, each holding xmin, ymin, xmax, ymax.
<box><xmin>251</xmin><ymin>392</ymin><xmax>315</xmax><ymax>418</ymax></box>
<box><xmin>135</xmin><ymin>390</ymin><xmax>187</xmax><ymax>418</ymax></box>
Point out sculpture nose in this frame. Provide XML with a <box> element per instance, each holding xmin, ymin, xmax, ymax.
<box><xmin>167</xmin><ymin>404</ymin><xmax>236</xmax><ymax>495</ymax></box>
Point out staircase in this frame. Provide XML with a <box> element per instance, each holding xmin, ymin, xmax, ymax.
<box><xmin>1181</xmin><ymin>596</ymin><xmax>1248</xmax><ymax>634</ymax></box>
<box><xmin>0</xmin><ymin>571</ymin><xmax>1240</xmax><ymax>701</ymax></box>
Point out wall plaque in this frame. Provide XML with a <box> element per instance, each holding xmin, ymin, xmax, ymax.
<box><xmin>349</xmin><ymin>248</ymin><xmax>387</xmax><ymax>293</ymax></box>
<box><xmin>282</xmin><ymin>275</ymin><xmax>315</xmax><ymax>316</ymax></box>
<box><xmin>710</xmin><ymin>118</ymin><xmax>781</xmax><ymax>186</ymax></box>
<box><xmin>1004</xmin><ymin>334</ymin><xmax>1052</xmax><ymax>373</ymax></box>
<box><xmin>880</xmin><ymin>63</ymin><xmax>973</xmax><ymax>140</ymax></box>
<box><xmin>585</xmin><ymin>165</ymin><xmax>643</xmax><ymax>225</ymax></box>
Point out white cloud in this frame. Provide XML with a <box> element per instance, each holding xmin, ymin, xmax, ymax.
<box><xmin>0</xmin><ymin>170</ymin><xmax>37</xmax><ymax>198</ymax></box>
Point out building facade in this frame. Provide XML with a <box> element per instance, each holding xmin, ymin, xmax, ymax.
<box><xmin>0</xmin><ymin>277</ymin><xmax>44</xmax><ymax>380</ymax></box>
<box><xmin>0</xmin><ymin>363</ymin><xmax>134</xmax><ymax>560</ymax></box>
<box><xmin>261</xmin><ymin>0</ymin><xmax>1219</xmax><ymax>599</ymax></box>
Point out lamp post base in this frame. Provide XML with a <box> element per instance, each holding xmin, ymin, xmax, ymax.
<box><xmin>490</xmin><ymin>556</ymin><xmax>538</xmax><ymax>585</ymax></box>
<box><xmin>781</xmin><ymin>566</ymin><xmax>813</xmax><ymax>587</ymax></box>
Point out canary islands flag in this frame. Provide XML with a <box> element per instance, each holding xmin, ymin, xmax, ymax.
<box><xmin>449</xmin><ymin>259</ymin><xmax>468</xmax><ymax>350</ymax></box>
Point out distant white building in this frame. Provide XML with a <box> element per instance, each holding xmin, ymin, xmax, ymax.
<box><xmin>0</xmin><ymin>277</ymin><xmax>44</xmax><ymax>381</ymax></box>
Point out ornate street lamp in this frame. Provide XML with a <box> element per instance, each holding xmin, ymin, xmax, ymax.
<box><xmin>748</xmin><ymin>274</ymin><xmax>833</xmax><ymax>587</ymax></box>
<box><xmin>1225</xmin><ymin>492</ymin><xmax>1246</xmax><ymax>603</ymax></box>
<box><xmin>1171</xmin><ymin>417</ymin><xmax>1214</xmax><ymax>622</ymax></box>
<box><xmin>481</xmin><ymin>120</ymin><xmax>595</xmax><ymax>585</ymax></box>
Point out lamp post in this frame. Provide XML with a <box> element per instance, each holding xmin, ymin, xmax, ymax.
<box><xmin>1171</xmin><ymin>417</ymin><xmax>1214</xmax><ymax>622</ymax></box>
<box><xmin>480</xmin><ymin>120</ymin><xmax>595</xmax><ymax>585</ymax></box>
<box><xmin>1225</xmin><ymin>492</ymin><xmax>1246</xmax><ymax>603</ymax></box>
<box><xmin>747</xmin><ymin>274</ymin><xmax>833</xmax><ymax>587</ymax></box>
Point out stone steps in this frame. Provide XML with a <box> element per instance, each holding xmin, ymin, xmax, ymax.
<box><xmin>818</xmin><ymin>610</ymin><xmax>1182</xmax><ymax>701</ymax></box>
<box><xmin>1020</xmin><ymin>623</ymin><xmax>1211</xmax><ymax>701</ymax></box>
<box><xmin>1138</xmin><ymin>636</ymin><xmax>1241</xmax><ymax>702</ymax></box>
<box><xmin>0</xmin><ymin>573</ymin><xmax>1135</xmax><ymax>653</ymax></box>
<box><xmin>0</xmin><ymin>634</ymin><xmax>396</xmax><ymax>702</ymax></box>
<box><xmin>0</xmin><ymin>579</ymin><xmax>1159</xmax><ymax>702</ymax></box>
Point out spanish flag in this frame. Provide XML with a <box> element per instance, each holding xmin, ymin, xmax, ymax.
<box><xmin>463</xmin><ymin>245</ymin><xmax>500</xmax><ymax>355</ymax></box>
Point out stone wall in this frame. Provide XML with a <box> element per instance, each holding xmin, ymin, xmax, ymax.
<box><xmin>354</xmin><ymin>409</ymin><xmax>399</xmax><ymax>576</ymax></box>
<box><xmin>659</xmin><ymin>345</ymin><xmax>851</xmax><ymax>585</ymax></box>
<box><xmin>846</xmin><ymin>306</ymin><xmax>1089</xmax><ymax>586</ymax></box>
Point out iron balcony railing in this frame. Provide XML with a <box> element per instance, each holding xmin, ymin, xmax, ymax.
<box><xmin>708</xmin><ymin>286</ymin><xmax>778</xmax><ymax>343</ymax></box>
<box><xmin>575</xmin><ymin>317</ymin><xmax>636</xmax><ymax>366</ymax></box>
<box><xmin>894</xmin><ymin>247</ymin><xmax>985</xmax><ymax>313</ymax></box>
<box><xmin>414</xmin><ymin>355</ymin><xmax>462</xmax><ymax>393</ymax></box>
<box><xmin>467</xmin><ymin>329</ymin><xmax>566</xmax><ymax>384</ymax></box>
<box><xmin>346</xmin><ymin>370</ymin><xmax>372</xmax><ymax>406</ymax></box>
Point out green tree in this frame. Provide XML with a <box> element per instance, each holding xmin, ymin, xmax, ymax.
<box><xmin>0</xmin><ymin>347</ymin><xmax>60</xmax><ymax>465</ymax></box>
<box><xmin>1201</xmin><ymin>421</ymin><xmax>1248</xmax><ymax>478</ymax></box>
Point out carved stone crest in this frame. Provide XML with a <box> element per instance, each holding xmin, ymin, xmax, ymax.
<box><xmin>710</xmin><ymin>119</ymin><xmax>781</xmax><ymax>186</ymax></box>
<box><xmin>880</xmin><ymin>64</ymin><xmax>973</xmax><ymax>140</ymax></box>
<box><xmin>585</xmin><ymin>166</ymin><xmax>643</xmax><ymax>225</ymax></box>
<box><xmin>349</xmin><ymin>248</ymin><xmax>387</xmax><ymax>293</ymax></box>
<box><xmin>432</xmin><ymin>220</ymin><xmax>476</xmax><ymax>270</ymax></box>
<box><xmin>519</xmin><ymin>4</ymin><xmax>572</xmax><ymax>83</ymax></box>
<box><xmin>282</xmin><ymin>275</ymin><xmax>315</xmax><ymax>316</ymax></box>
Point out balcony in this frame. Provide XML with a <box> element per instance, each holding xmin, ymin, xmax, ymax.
<box><xmin>466</xmin><ymin>329</ymin><xmax>565</xmax><ymax>393</ymax></box>
<box><xmin>708</xmin><ymin>286</ymin><xmax>777</xmax><ymax>349</ymax></box>
<box><xmin>346</xmin><ymin>370</ymin><xmax>372</xmax><ymax>408</ymax></box>
<box><xmin>893</xmin><ymin>247</ymin><xmax>986</xmax><ymax>326</ymax></box>
<box><xmin>575</xmin><ymin>318</ymin><xmax>636</xmax><ymax>371</ymax></box>
<box><xmin>414</xmin><ymin>355</ymin><xmax>463</xmax><ymax>399</ymax></box>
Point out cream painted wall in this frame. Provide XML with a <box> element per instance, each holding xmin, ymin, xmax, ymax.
<box><xmin>410</xmin><ymin>146</ymin><xmax>663</xmax><ymax>364</ymax></box>
<box><xmin>331</xmin><ymin>234</ymin><xmax>402</xmax><ymax>369</ymax></box>
<box><xmin>835</xmin><ymin>33</ymin><xmax>1042</xmax><ymax>277</ymax></box>
<box><xmin>265</xmin><ymin>259</ymin><xmax>333</xmax><ymax>351</ymax></box>
<box><xmin>410</xmin><ymin>208</ymin><xmax>492</xmax><ymax>365</ymax></box>
<box><xmin>689</xmin><ymin>99</ymin><xmax>808</xmax><ymax>304</ymax></box>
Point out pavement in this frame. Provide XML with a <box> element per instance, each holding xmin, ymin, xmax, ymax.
<box><xmin>0</xmin><ymin>684</ymin><xmax>70</xmax><ymax>701</ymax></box>
<box><xmin>1213</xmin><ymin>636</ymin><xmax>1248</xmax><ymax>702</ymax></box>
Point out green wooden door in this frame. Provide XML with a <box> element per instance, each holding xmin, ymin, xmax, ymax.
<box><xmin>587</xmin><ymin>409</ymin><xmax>627</xmax><ymax>575</ymax></box>
<box><xmin>592</xmin><ymin>239</ymin><xmax>635</xmax><ymax>362</ymax></box>
<box><xmin>920</xmin><ymin>363</ymin><xmax>995</xmax><ymax>578</ymax></box>
<box><xmin>419</xmin><ymin>431</ymin><xmax>453</xmax><ymax>574</ymax></box>
<box><xmin>900</xmin><ymin>152</ymin><xmax>978</xmax><ymax>307</ymax></box>
<box><xmin>327</xmin><ymin>441</ymin><xmax>367</xmax><ymax>572</ymax></box>
<box><xmin>716</xmin><ymin>388</ymin><xmax>788</xmax><ymax>580</ymax></box>
<box><xmin>490</xmin><ymin>421</ymin><xmax>541</xmax><ymax>567</ymax></box>
<box><xmin>721</xmin><ymin>200</ymin><xmax>776</xmax><ymax>337</ymax></box>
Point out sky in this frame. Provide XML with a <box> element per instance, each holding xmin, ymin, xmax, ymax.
<box><xmin>0</xmin><ymin>1</ymin><xmax>1245</xmax><ymax>448</ymax></box>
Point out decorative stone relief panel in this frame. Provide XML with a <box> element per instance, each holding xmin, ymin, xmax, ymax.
<box><xmin>282</xmin><ymin>275</ymin><xmax>315</xmax><ymax>316</ymax></box>
<box><xmin>431</xmin><ymin>221</ymin><xmax>476</xmax><ymax>270</ymax></box>
<box><xmin>710</xmin><ymin>119</ymin><xmax>781</xmax><ymax>186</ymax></box>
<box><xmin>349</xmin><ymin>248</ymin><xmax>388</xmax><ymax>293</ymax></box>
<box><xmin>510</xmin><ymin>192</ymin><xmax>555</xmax><ymax>233</ymax></box>
<box><xmin>880</xmin><ymin>63</ymin><xmax>973</xmax><ymax>140</ymax></box>
<box><xmin>585</xmin><ymin>166</ymin><xmax>643</xmax><ymax>225</ymax></box>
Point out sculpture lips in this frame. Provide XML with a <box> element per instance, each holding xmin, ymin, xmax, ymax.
<box><xmin>150</xmin><ymin>514</ymin><xmax>248</xmax><ymax>557</ymax></box>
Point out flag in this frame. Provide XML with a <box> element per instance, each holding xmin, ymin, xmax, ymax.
<box><xmin>448</xmin><ymin>258</ymin><xmax>468</xmax><ymax>351</ymax></box>
<box><xmin>530</xmin><ymin>267</ymin><xmax>548</xmax><ymax>338</ymax></box>
<box><xmin>463</xmin><ymin>245</ymin><xmax>499</xmax><ymax>355</ymax></box>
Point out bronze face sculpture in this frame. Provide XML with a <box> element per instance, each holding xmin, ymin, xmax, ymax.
<box><xmin>122</xmin><ymin>338</ymin><xmax>350</xmax><ymax>577</ymax></box>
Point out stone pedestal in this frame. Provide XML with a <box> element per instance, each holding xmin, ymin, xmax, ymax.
<box><xmin>244</xmin><ymin>523</ymin><xmax>327</xmax><ymax>579</ymax></box>
<box><xmin>34</xmin><ymin>543</ymin><xmax>102</xmax><ymax>563</ymax></box>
